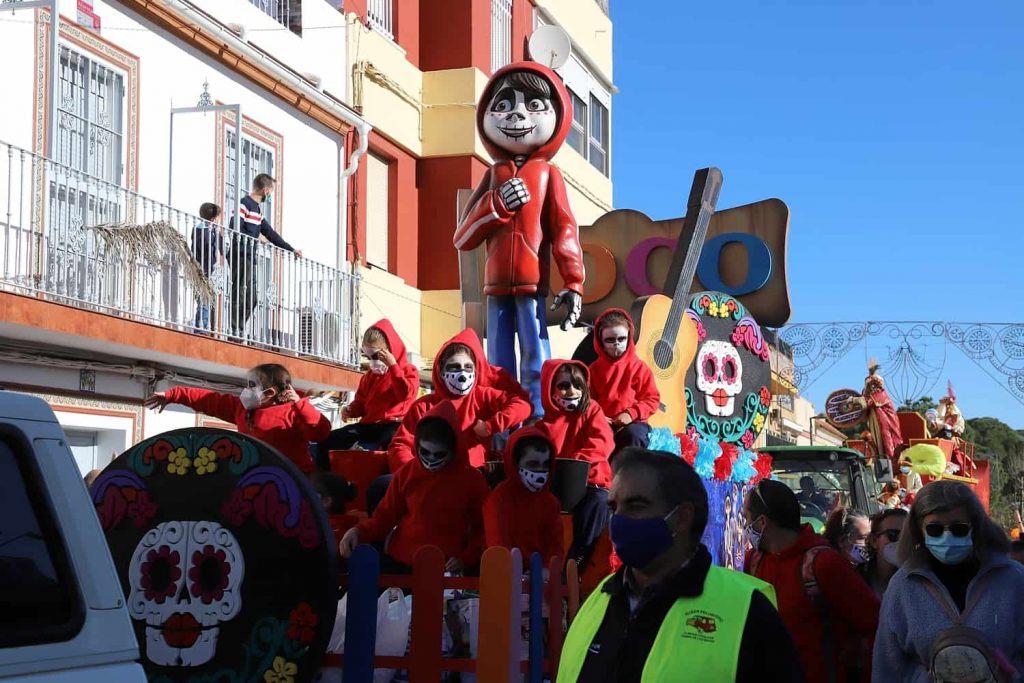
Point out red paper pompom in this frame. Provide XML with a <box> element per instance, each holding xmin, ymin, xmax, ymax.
<box><xmin>753</xmin><ymin>453</ymin><xmax>774</xmax><ymax>482</ymax></box>
<box><xmin>713</xmin><ymin>453</ymin><xmax>734</xmax><ymax>481</ymax></box>
<box><xmin>719</xmin><ymin>442</ymin><xmax>739</xmax><ymax>464</ymax></box>
<box><xmin>678</xmin><ymin>433</ymin><xmax>698</xmax><ymax>466</ymax></box>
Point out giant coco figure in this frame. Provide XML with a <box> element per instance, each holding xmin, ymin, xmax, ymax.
<box><xmin>454</xmin><ymin>62</ymin><xmax>585</xmax><ymax>417</ymax></box>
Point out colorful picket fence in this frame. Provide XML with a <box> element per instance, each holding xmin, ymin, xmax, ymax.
<box><xmin>324</xmin><ymin>544</ymin><xmax>579</xmax><ymax>682</ymax></box>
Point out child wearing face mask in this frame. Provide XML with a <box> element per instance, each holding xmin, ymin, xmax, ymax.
<box><xmin>145</xmin><ymin>363</ymin><xmax>331</xmax><ymax>473</ymax></box>
<box><xmin>483</xmin><ymin>426</ymin><xmax>564</xmax><ymax>567</ymax></box>
<box><xmin>540</xmin><ymin>359</ymin><xmax>614</xmax><ymax>569</ymax></box>
<box><xmin>386</xmin><ymin>329</ymin><xmax>533</xmax><ymax>472</ymax></box>
<box><xmin>588</xmin><ymin>309</ymin><xmax>661</xmax><ymax>453</ymax></box>
<box><xmin>313</xmin><ymin>321</ymin><xmax>419</xmax><ymax>470</ymax></box>
<box><xmin>339</xmin><ymin>401</ymin><xmax>489</xmax><ymax>574</ymax></box>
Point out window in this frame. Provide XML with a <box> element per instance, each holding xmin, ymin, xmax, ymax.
<box><xmin>56</xmin><ymin>46</ymin><xmax>125</xmax><ymax>184</ymax></box>
<box><xmin>567</xmin><ymin>91</ymin><xmax>587</xmax><ymax>156</ymax></box>
<box><xmin>778</xmin><ymin>394</ymin><xmax>795</xmax><ymax>411</ymax></box>
<box><xmin>64</xmin><ymin>431</ymin><xmax>98</xmax><ymax>474</ymax></box>
<box><xmin>588</xmin><ymin>94</ymin><xmax>609</xmax><ymax>174</ymax></box>
<box><xmin>367</xmin><ymin>0</ymin><xmax>394</xmax><ymax>40</ymax></box>
<box><xmin>224</xmin><ymin>129</ymin><xmax>276</xmax><ymax>220</ymax></box>
<box><xmin>365</xmin><ymin>153</ymin><xmax>390</xmax><ymax>270</ymax></box>
<box><xmin>490</xmin><ymin>0</ymin><xmax>513</xmax><ymax>73</ymax></box>
<box><xmin>0</xmin><ymin>437</ymin><xmax>83</xmax><ymax>647</ymax></box>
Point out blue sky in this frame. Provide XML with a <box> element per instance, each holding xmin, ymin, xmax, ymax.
<box><xmin>609</xmin><ymin>0</ymin><xmax>1024</xmax><ymax>428</ymax></box>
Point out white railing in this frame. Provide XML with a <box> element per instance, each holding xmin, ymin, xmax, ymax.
<box><xmin>248</xmin><ymin>0</ymin><xmax>297</xmax><ymax>33</ymax></box>
<box><xmin>0</xmin><ymin>139</ymin><xmax>360</xmax><ymax>368</ymax></box>
<box><xmin>367</xmin><ymin>0</ymin><xmax>393</xmax><ymax>40</ymax></box>
<box><xmin>491</xmin><ymin>0</ymin><xmax>513</xmax><ymax>73</ymax></box>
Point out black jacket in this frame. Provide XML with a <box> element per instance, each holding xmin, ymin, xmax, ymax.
<box><xmin>575</xmin><ymin>545</ymin><xmax>806</xmax><ymax>683</ymax></box>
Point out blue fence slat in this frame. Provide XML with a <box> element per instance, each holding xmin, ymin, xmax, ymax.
<box><xmin>528</xmin><ymin>552</ymin><xmax>544</xmax><ymax>683</ymax></box>
<box><xmin>343</xmin><ymin>545</ymin><xmax>381</xmax><ymax>683</ymax></box>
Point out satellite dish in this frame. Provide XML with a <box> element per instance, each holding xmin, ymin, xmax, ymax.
<box><xmin>528</xmin><ymin>25</ymin><xmax>572</xmax><ymax>70</ymax></box>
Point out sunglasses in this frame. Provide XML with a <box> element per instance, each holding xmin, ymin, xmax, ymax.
<box><xmin>924</xmin><ymin>522</ymin><xmax>971</xmax><ymax>538</ymax></box>
<box><xmin>877</xmin><ymin>529</ymin><xmax>901</xmax><ymax>543</ymax></box>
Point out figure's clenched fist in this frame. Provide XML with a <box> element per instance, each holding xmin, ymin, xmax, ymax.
<box><xmin>498</xmin><ymin>178</ymin><xmax>531</xmax><ymax>211</ymax></box>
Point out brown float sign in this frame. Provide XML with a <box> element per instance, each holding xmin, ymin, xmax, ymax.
<box><xmin>548</xmin><ymin>198</ymin><xmax>791</xmax><ymax>328</ymax></box>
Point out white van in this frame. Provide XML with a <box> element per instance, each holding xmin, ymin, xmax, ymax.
<box><xmin>0</xmin><ymin>391</ymin><xmax>145</xmax><ymax>682</ymax></box>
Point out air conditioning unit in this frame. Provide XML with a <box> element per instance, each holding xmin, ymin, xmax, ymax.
<box><xmin>299</xmin><ymin>308</ymin><xmax>342</xmax><ymax>359</ymax></box>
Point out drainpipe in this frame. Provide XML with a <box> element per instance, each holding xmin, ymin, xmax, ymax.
<box><xmin>157</xmin><ymin>0</ymin><xmax>372</xmax><ymax>269</ymax></box>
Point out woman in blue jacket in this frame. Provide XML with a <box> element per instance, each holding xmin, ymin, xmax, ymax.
<box><xmin>872</xmin><ymin>480</ymin><xmax>1024</xmax><ymax>682</ymax></box>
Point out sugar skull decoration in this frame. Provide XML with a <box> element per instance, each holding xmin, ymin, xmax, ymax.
<box><xmin>685</xmin><ymin>292</ymin><xmax>772</xmax><ymax>447</ymax></box>
<box><xmin>92</xmin><ymin>429</ymin><xmax>336</xmax><ymax>683</ymax></box>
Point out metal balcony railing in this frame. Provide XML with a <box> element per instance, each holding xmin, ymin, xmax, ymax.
<box><xmin>0</xmin><ymin>139</ymin><xmax>359</xmax><ymax>368</ymax></box>
<box><xmin>248</xmin><ymin>0</ymin><xmax>301</xmax><ymax>35</ymax></box>
<box><xmin>367</xmin><ymin>0</ymin><xmax>394</xmax><ymax>40</ymax></box>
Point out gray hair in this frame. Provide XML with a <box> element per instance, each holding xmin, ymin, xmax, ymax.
<box><xmin>896</xmin><ymin>480</ymin><xmax>1008</xmax><ymax>566</ymax></box>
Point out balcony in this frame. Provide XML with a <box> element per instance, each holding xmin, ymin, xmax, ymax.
<box><xmin>367</xmin><ymin>0</ymin><xmax>394</xmax><ymax>40</ymax></box>
<box><xmin>248</xmin><ymin>0</ymin><xmax>302</xmax><ymax>35</ymax></box>
<box><xmin>0</xmin><ymin>139</ymin><xmax>359</xmax><ymax>369</ymax></box>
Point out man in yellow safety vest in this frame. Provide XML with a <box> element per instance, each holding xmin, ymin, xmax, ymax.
<box><xmin>558</xmin><ymin>448</ymin><xmax>806</xmax><ymax>682</ymax></box>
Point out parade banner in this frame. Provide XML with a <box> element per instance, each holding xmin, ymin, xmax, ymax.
<box><xmin>92</xmin><ymin>428</ymin><xmax>337</xmax><ymax>683</ymax></box>
<box><xmin>701</xmin><ymin>479</ymin><xmax>748</xmax><ymax>570</ymax></box>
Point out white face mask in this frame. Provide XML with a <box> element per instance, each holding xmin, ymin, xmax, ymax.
<box><xmin>369</xmin><ymin>360</ymin><xmax>388</xmax><ymax>375</ymax></box>
<box><xmin>745</xmin><ymin>519</ymin><xmax>764</xmax><ymax>551</ymax></box>
<box><xmin>881</xmin><ymin>542</ymin><xmax>901</xmax><ymax>567</ymax></box>
<box><xmin>554</xmin><ymin>395</ymin><xmax>581</xmax><ymax>412</ymax></box>
<box><xmin>240</xmin><ymin>386</ymin><xmax>263</xmax><ymax>410</ymax></box>
<box><xmin>443</xmin><ymin>369</ymin><xmax>475</xmax><ymax>396</ymax></box>
<box><xmin>417</xmin><ymin>439</ymin><xmax>451</xmax><ymax>472</ymax></box>
<box><xmin>518</xmin><ymin>467</ymin><xmax>549</xmax><ymax>493</ymax></box>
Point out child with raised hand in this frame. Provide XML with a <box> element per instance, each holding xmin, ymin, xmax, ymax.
<box><xmin>339</xmin><ymin>401</ymin><xmax>489</xmax><ymax>574</ymax></box>
<box><xmin>540</xmin><ymin>359</ymin><xmax>614</xmax><ymax>569</ymax></box>
<box><xmin>387</xmin><ymin>328</ymin><xmax>532</xmax><ymax>471</ymax></box>
<box><xmin>315</xmin><ymin>320</ymin><xmax>419</xmax><ymax>469</ymax></box>
<box><xmin>589</xmin><ymin>308</ymin><xmax>660</xmax><ymax>452</ymax></box>
<box><xmin>483</xmin><ymin>425</ymin><xmax>564</xmax><ymax>568</ymax></box>
<box><xmin>144</xmin><ymin>363</ymin><xmax>330</xmax><ymax>473</ymax></box>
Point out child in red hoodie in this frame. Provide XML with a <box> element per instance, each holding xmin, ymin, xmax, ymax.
<box><xmin>339</xmin><ymin>401</ymin><xmax>489</xmax><ymax>574</ymax></box>
<box><xmin>540</xmin><ymin>359</ymin><xmax>614</xmax><ymax>568</ymax></box>
<box><xmin>314</xmin><ymin>320</ymin><xmax>419</xmax><ymax>469</ymax></box>
<box><xmin>589</xmin><ymin>309</ymin><xmax>661</xmax><ymax>453</ymax></box>
<box><xmin>145</xmin><ymin>363</ymin><xmax>331</xmax><ymax>474</ymax></box>
<box><xmin>387</xmin><ymin>329</ymin><xmax>532</xmax><ymax>471</ymax></box>
<box><xmin>483</xmin><ymin>426</ymin><xmax>564</xmax><ymax>569</ymax></box>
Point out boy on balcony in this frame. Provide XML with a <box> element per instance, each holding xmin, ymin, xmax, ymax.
<box><xmin>192</xmin><ymin>202</ymin><xmax>222</xmax><ymax>334</ymax></box>
<box><xmin>228</xmin><ymin>173</ymin><xmax>302</xmax><ymax>340</ymax></box>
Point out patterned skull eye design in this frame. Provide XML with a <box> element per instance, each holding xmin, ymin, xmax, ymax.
<box><xmin>696</xmin><ymin>340</ymin><xmax>744</xmax><ymax>417</ymax></box>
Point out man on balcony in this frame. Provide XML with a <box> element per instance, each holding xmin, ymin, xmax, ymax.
<box><xmin>228</xmin><ymin>173</ymin><xmax>302</xmax><ymax>341</ymax></box>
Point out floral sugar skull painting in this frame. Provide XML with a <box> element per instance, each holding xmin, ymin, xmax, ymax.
<box><xmin>92</xmin><ymin>429</ymin><xmax>336</xmax><ymax>683</ymax></box>
<box><xmin>685</xmin><ymin>292</ymin><xmax>772</xmax><ymax>447</ymax></box>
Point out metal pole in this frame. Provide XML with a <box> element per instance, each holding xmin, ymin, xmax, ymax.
<box><xmin>48</xmin><ymin>0</ymin><xmax>58</xmax><ymax>160</ymax></box>
<box><xmin>168</xmin><ymin>108</ymin><xmax>175</xmax><ymax>204</ymax></box>
<box><xmin>232</xmin><ymin>105</ymin><xmax>242</xmax><ymax>217</ymax></box>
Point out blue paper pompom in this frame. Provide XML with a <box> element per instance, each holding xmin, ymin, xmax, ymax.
<box><xmin>694</xmin><ymin>437</ymin><xmax>721</xmax><ymax>480</ymax></box>
<box><xmin>730</xmin><ymin>447</ymin><xmax>757</xmax><ymax>483</ymax></box>
<box><xmin>648</xmin><ymin>427</ymin><xmax>682</xmax><ymax>456</ymax></box>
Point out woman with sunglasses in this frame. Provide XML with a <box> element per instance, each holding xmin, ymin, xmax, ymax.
<box><xmin>873</xmin><ymin>480</ymin><xmax>1024</xmax><ymax>682</ymax></box>
<box><xmin>861</xmin><ymin>508</ymin><xmax>907</xmax><ymax>597</ymax></box>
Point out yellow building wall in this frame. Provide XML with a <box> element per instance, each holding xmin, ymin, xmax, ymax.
<box><xmin>533</xmin><ymin>0</ymin><xmax>614</xmax><ymax>83</ymax></box>
<box><xmin>422</xmin><ymin>68</ymin><xmax>492</xmax><ymax>159</ymax></box>
<box><xmin>357</xmin><ymin>265</ymin><xmax>425</xmax><ymax>364</ymax></box>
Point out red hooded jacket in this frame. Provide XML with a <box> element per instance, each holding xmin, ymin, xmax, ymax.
<box><xmin>358</xmin><ymin>401</ymin><xmax>489</xmax><ymax>567</ymax></box>
<box><xmin>483</xmin><ymin>426</ymin><xmax>564</xmax><ymax>566</ymax></box>
<box><xmin>164</xmin><ymin>387</ymin><xmax>330</xmax><ymax>473</ymax></box>
<box><xmin>540</xmin><ymin>360</ymin><xmax>614</xmax><ymax>489</ymax></box>
<box><xmin>346</xmin><ymin>319</ymin><xmax>420</xmax><ymax>424</ymax></box>
<box><xmin>453</xmin><ymin>62</ymin><xmax>585</xmax><ymax>297</ymax></box>
<box><xmin>387</xmin><ymin>329</ymin><xmax>533</xmax><ymax>470</ymax></box>
<box><xmin>744</xmin><ymin>525</ymin><xmax>880</xmax><ymax>683</ymax></box>
<box><xmin>589</xmin><ymin>309</ymin><xmax>661</xmax><ymax>423</ymax></box>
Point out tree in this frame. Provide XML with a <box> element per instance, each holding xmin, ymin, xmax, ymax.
<box><xmin>966</xmin><ymin>416</ymin><xmax>1024</xmax><ymax>527</ymax></box>
<box><xmin>899</xmin><ymin>396</ymin><xmax>937</xmax><ymax>415</ymax></box>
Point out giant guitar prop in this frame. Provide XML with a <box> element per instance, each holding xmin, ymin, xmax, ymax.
<box><xmin>91</xmin><ymin>428</ymin><xmax>337</xmax><ymax>683</ymax></box>
<box><xmin>632</xmin><ymin>168</ymin><xmax>723</xmax><ymax>433</ymax></box>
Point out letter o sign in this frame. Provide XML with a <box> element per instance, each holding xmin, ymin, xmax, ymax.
<box><xmin>696</xmin><ymin>233</ymin><xmax>773</xmax><ymax>296</ymax></box>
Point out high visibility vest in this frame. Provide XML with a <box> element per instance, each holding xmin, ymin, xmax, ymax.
<box><xmin>557</xmin><ymin>565</ymin><xmax>777</xmax><ymax>682</ymax></box>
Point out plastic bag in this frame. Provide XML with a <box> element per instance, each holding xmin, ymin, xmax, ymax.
<box><xmin>374</xmin><ymin>588</ymin><xmax>412</xmax><ymax>683</ymax></box>
<box><xmin>326</xmin><ymin>594</ymin><xmax>349</xmax><ymax>654</ymax></box>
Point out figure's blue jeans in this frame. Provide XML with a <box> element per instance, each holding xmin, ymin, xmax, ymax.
<box><xmin>487</xmin><ymin>294</ymin><xmax>551</xmax><ymax>417</ymax></box>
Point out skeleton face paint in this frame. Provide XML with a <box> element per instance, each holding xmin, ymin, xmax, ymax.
<box><xmin>482</xmin><ymin>84</ymin><xmax>558</xmax><ymax>156</ymax></box>
<box><xmin>417</xmin><ymin>439</ymin><xmax>452</xmax><ymax>472</ymax></box>
<box><xmin>600</xmin><ymin>324</ymin><xmax>630</xmax><ymax>359</ymax></box>
<box><xmin>696</xmin><ymin>340</ymin><xmax>743</xmax><ymax>417</ymax></box>
<box><xmin>128</xmin><ymin>521</ymin><xmax>244</xmax><ymax>667</ymax></box>
<box><xmin>517</xmin><ymin>444</ymin><xmax>551</xmax><ymax>493</ymax></box>
<box><xmin>553</xmin><ymin>372</ymin><xmax>583</xmax><ymax>412</ymax></box>
<box><xmin>518</xmin><ymin>467</ymin><xmax>549</xmax><ymax>493</ymax></box>
<box><xmin>442</xmin><ymin>353</ymin><xmax>476</xmax><ymax>396</ymax></box>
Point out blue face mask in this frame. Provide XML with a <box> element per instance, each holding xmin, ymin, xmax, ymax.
<box><xmin>925</xmin><ymin>531</ymin><xmax>974</xmax><ymax>565</ymax></box>
<box><xmin>609</xmin><ymin>507</ymin><xmax>678</xmax><ymax>569</ymax></box>
<box><xmin>900</xmin><ymin>466</ymin><xmax>911</xmax><ymax>474</ymax></box>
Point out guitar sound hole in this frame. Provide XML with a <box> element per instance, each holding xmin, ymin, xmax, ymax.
<box><xmin>653</xmin><ymin>340</ymin><xmax>674</xmax><ymax>370</ymax></box>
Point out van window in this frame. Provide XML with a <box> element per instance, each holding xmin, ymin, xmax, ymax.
<box><xmin>0</xmin><ymin>437</ymin><xmax>84</xmax><ymax>647</ymax></box>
